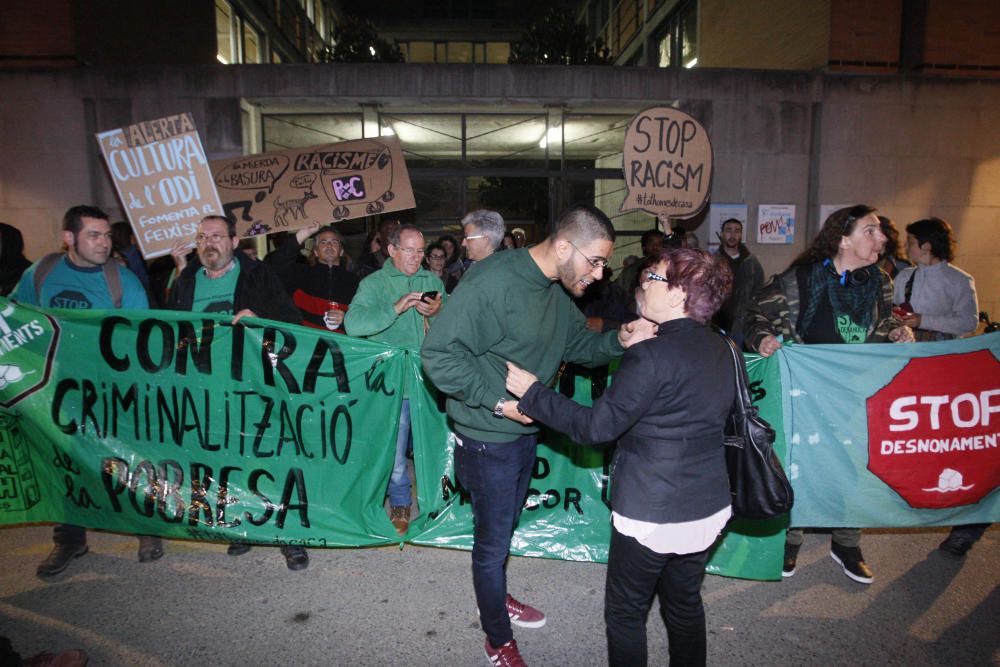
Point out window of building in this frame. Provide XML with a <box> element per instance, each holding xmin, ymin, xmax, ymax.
<box><xmin>435</xmin><ymin>43</ymin><xmax>447</xmax><ymax>63</ymax></box>
<box><xmin>474</xmin><ymin>43</ymin><xmax>486</xmax><ymax>63</ymax></box>
<box><xmin>449</xmin><ymin>42</ymin><xmax>473</xmax><ymax>63</ymax></box>
<box><xmin>242</xmin><ymin>19</ymin><xmax>262</xmax><ymax>64</ymax></box>
<box><xmin>216</xmin><ymin>0</ymin><xmax>234</xmax><ymax>64</ymax></box>
<box><xmin>405</xmin><ymin>41</ymin><xmax>435</xmax><ymax>62</ymax></box>
<box><xmin>486</xmin><ymin>42</ymin><xmax>510</xmax><ymax>64</ymax></box>
<box><xmin>656</xmin><ymin>0</ymin><xmax>697</xmax><ymax>69</ymax></box>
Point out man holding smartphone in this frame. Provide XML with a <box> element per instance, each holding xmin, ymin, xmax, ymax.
<box><xmin>345</xmin><ymin>224</ymin><xmax>445</xmax><ymax>535</ymax></box>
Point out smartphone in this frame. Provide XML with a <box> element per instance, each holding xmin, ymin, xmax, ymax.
<box><xmin>421</xmin><ymin>290</ymin><xmax>439</xmax><ymax>302</ymax></box>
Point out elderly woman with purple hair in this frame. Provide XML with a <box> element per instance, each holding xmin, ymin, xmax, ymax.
<box><xmin>506</xmin><ymin>248</ymin><xmax>736</xmax><ymax>667</ymax></box>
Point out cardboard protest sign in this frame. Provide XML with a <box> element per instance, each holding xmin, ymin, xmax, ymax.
<box><xmin>620</xmin><ymin>107</ymin><xmax>713</xmax><ymax>220</ymax></box>
<box><xmin>97</xmin><ymin>113</ymin><xmax>223</xmax><ymax>259</ymax></box>
<box><xmin>211</xmin><ymin>136</ymin><xmax>416</xmax><ymax>238</ymax></box>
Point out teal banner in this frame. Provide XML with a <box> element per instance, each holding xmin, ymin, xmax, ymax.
<box><xmin>780</xmin><ymin>336</ymin><xmax>1000</xmax><ymax>527</ymax></box>
<box><xmin>0</xmin><ymin>298</ymin><xmax>785</xmax><ymax>579</ymax></box>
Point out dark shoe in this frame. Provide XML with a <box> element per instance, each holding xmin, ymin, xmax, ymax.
<box><xmin>938</xmin><ymin>533</ymin><xmax>974</xmax><ymax>557</ymax></box>
<box><xmin>783</xmin><ymin>542</ymin><xmax>800</xmax><ymax>578</ymax></box>
<box><xmin>484</xmin><ymin>638</ymin><xmax>527</xmax><ymax>667</ymax></box>
<box><xmin>830</xmin><ymin>543</ymin><xmax>873</xmax><ymax>584</ymax></box>
<box><xmin>137</xmin><ymin>536</ymin><xmax>163</xmax><ymax>563</ymax></box>
<box><xmin>22</xmin><ymin>649</ymin><xmax>88</xmax><ymax>667</ymax></box>
<box><xmin>280</xmin><ymin>545</ymin><xmax>309</xmax><ymax>571</ymax></box>
<box><xmin>227</xmin><ymin>543</ymin><xmax>252</xmax><ymax>556</ymax></box>
<box><xmin>37</xmin><ymin>543</ymin><xmax>89</xmax><ymax>577</ymax></box>
<box><xmin>390</xmin><ymin>505</ymin><xmax>411</xmax><ymax>536</ymax></box>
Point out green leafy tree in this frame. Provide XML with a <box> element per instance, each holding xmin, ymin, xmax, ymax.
<box><xmin>508</xmin><ymin>8</ymin><xmax>611</xmax><ymax>65</ymax></box>
<box><xmin>317</xmin><ymin>16</ymin><xmax>403</xmax><ymax>63</ymax></box>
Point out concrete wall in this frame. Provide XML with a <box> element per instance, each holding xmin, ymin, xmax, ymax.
<box><xmin>0</xmin><ymin>64</ymin><xmax>997</xmax><ymax>316</ymax></box>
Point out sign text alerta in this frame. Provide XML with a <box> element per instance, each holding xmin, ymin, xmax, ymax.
<box><xmin>866</xmin><ymin>350</ymin><xmax>1000</xmax><ymax>509</ymax></box>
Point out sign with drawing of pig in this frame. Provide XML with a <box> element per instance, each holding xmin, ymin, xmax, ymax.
<box><xmin>211</xmin><ymin>136</ymin><xmax>416</xmax><ymax>238</ymax></box>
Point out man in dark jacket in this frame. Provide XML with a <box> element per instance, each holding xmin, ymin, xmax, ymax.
<box><xmin>714</xmin><ymin>218</ymin><xmax>764</xmax><ymax>348</ymax></box>
<box><xmin>168</xmin><ymin>215</ymin><xmax>308</xmax><ymax>571</ymax></box>
<box><xmin>265</xmin><ymin>222</ymin><xmax>359</xmax><ymax>331</ymax></box>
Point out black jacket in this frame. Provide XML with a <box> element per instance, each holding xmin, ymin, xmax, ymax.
<box><xmin>265</xmin><ymin>238</ymin><xmax>359</xmax><ymax>328</ymax></box>
<box><xmin>169</xmin><ymin>251</ymin><xmax>300</xmax><ymax>324</ymax></box>
<box><xmin>519</xmin><ymin>318</ymin><xmax>735</xmax><ymax>523</ymax></box>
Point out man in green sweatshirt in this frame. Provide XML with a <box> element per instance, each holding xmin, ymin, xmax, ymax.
<box><xmin>421</xmin><ymin>204</ymin><xmax>655</xmax><ymax>665</ymax></box>
<box><xmin>345</xmin><ymin>224</ymin><xmax>444</xmax><ymax>535</ymax></box>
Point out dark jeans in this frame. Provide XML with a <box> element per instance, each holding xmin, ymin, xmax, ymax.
<box><xmin>605</xmin><ymin>527</ymin><xmax>709</xmax><ymax>667</ymax></box>
<box><xmin>53</xmin><ymin>523</ymin><xmax>86</xmax><ymax>546</ymax></box>
<box><xmin>454</xmin><ymin>431</ymin><xmax>537</xmax><ymax>648</ymax></box>
<box><xmin>949</xmin><ymin>523</ymin><xmax>990</xmax><ymax>542</ymax></box>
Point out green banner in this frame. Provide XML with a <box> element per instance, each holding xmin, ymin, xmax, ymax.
<box><xmin>0</xmin><ymin>299</ymin><xmax>785</xmax><ymax>579</ymax></box>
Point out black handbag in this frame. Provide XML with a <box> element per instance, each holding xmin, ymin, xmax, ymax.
<box><xmin>719</xmin><ymin>333</ymin><xmax>794</xmax><ymax>519</ymax></box>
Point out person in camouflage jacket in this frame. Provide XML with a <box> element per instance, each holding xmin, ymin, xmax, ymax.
<box><xmin>744</xmin><ymin>205</ymin><xmax>914</xmax><ymax>586</ymax></box>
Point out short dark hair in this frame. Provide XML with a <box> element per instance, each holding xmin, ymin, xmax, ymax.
<box><xmin>658</xmin><ymin>248</ymin><xmax>733</xmax><ymax>325</ymax></box>
<box><xmin>553</xmin><ymin>204</ymin><xmax>615</xmax><ymax>244</ymax></box>
<box><xmin>906</xmin><ymin>217</ymin><xmax>955</xmax><ymax>262</ymax></box>
<box><xmin>200</xmin><ymin>214</ymin><xmax>237</xmax><ymax>238</ymax></box>
<box><xmin>721</xmin><ymin>218</ymin><xmax>743</xmax><ymax>231</ymax></box>
<box><xmin>62</xmin><ymin>205</ymin><xmax>109</xmax><ymax>234</ymax></box>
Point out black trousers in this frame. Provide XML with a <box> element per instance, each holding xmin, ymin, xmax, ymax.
<box><xmin>605</xmin><ymin>527</ymin><xmax>709</xmax><ymax>667</ymax></box>
<box><xmin>53</xmin><ymin>523</ymin><xmax>86</xmax><ymax>545</ymax></box>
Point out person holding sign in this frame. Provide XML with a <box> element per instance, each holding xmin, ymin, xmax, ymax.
<box><xmin>265</xmin><ymin>221</ymin><xmax>360</xmax><ymax>331</ymax></box>
<box><xmin>421</xmin><ymin>205</ymin><xmax>656</xmax><ymax>666</ymax></box>
<box><xmin>12</xmin><ymin>205</ymin><xmax>162</xmax><ymax>575</ymax></box>
<box><xmin>168</xmin><ymin>214</ymin><xmax>309</xmax><ymax>571</ymax></box>
<box><xmin>745</xmin><ymin>205</ymin><xmax>914</xmax><ymax>584</ymax></box>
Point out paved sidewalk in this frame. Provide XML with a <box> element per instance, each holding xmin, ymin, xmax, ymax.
<box><xmin>0</xmin><ymin>524</ymin><xmax>997</xmax><ymax>665</ymax></box>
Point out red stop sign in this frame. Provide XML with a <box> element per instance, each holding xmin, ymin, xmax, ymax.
<box><xmin>867</xmin><ymin>349</ymin><xmax>1000</xmax><ymax>509</ymax></box>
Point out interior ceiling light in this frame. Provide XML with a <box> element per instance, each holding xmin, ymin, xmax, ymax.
<box><xmin>538</xmin><ymin>126</ymin><xmax>561</xmax><ymax>148</ymax></box>
<box><xmin>684</xmin><ymin>57</ymin><xmax>698</xmax><ymax>68</ymax></box>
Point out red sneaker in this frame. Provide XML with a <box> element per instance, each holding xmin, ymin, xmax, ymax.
<box><xmin>485</xmin><ymin>638</ymin><xmax>527</xmax><ymax>667</ymax></box>
<box><xmin>505</xmin><ymin>594</ymin><xmax>546</xmax><ymax>628</ymax></box>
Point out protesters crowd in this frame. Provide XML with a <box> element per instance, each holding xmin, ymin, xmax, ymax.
<box><xmin>0</xmin><ymin>202</ymin><xmax>990</xmax><ymax>667</ymax></box>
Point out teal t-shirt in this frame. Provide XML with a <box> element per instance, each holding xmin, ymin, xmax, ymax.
<box><xmin>192</xmin><ymin>261</ymin><xmax>240</xmax><ymax>314</ymax></box>
<box><xmin>13</xmin><ymin>256</ymin><xmax>149</xmax><ymax>309</ymax></box>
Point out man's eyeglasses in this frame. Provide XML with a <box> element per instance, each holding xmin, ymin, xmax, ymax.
<box><xmin>567</xmin><ymin>239</ymin><xmax>609</xmax><ymax>271</ymax></box>
<box><xmin>196</xmin><ymin>233</ymin><xmax>229</xmax><ymax>244</ymax></box>
<box><xmin>394</xmin><ymin>245</ymin><xmax>426</xmax><ymax>256</ymax></box>
<box><xmin>463</xmin><ymin>234</ymin><xmax>486</xmax><ymax>241</ymax></box>
<box><xmin>646</xmin><ymin>270</ymin><xmax>669</xmax><ymax>284</ymax></box>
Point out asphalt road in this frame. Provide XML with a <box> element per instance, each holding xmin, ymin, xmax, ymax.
<box><xmin>0</xmin><ymin>523</ymin><xmax>996</xmax><ymax>666</ymax></box>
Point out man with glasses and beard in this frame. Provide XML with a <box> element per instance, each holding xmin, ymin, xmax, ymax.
<box><xmin>168</xmin><ymin>214</ymin><xmax>309</xmax><ymax>571</ymax></box>
<box><xmin>421</xmin><ymin>204</ymin><xmax>655</xmax><ymax>665</ymax></box>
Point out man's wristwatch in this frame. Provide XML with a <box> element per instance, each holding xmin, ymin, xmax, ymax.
<box><xmin>493</xmin><ymin>398</ymin><xmax>506</xmax><ymax>419</ymax></box>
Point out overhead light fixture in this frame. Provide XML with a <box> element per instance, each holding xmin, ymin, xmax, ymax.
<box><xmin>381</xmin><ymin>125</ymin><xmax>395</xmax><ymax>136</ymax></box>
<box><xmin>217</xmin><ymin>54</ymin><xmax>229</xmax><ymax>64</ymax></box>
<box><xmin>684</xmin><ymin>57</ymin><xmax>698</xmax><ymax>68</ymax></box>
<box><xmin>369</xmin><ymin>45</ymin><xmax>376</xmax><ymax>57</ymax></box>
<box><xmin>539</xmin><ymin>126</ymin><xmax>561</xmax><ymax>148</ymax></box>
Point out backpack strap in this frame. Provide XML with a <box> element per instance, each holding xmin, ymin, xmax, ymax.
<box><xmin>33</xmin><ymin>253</ymin><xmax>65</xmax><ymax>305</ymax></box>
<box><xmin>33</xmin><ymin>252</ymin><xmax>123</xmax><ymax>308</ymax></box>
<box><xmin>103</xmin><ymin>261</ymin><xmax>123</xmax><ymax>308</ymax></box>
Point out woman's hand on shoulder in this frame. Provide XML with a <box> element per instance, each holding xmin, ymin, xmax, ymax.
<box><xmin>505</xmin><ymin>361</ymin><xmax>538</xmax><ymax>399</ymax></box>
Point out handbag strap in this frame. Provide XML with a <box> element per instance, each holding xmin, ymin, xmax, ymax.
<box><xmin>716</xmin><ymin>329</ymin><xmax>754</xmax><ymax>418</ymax></box>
